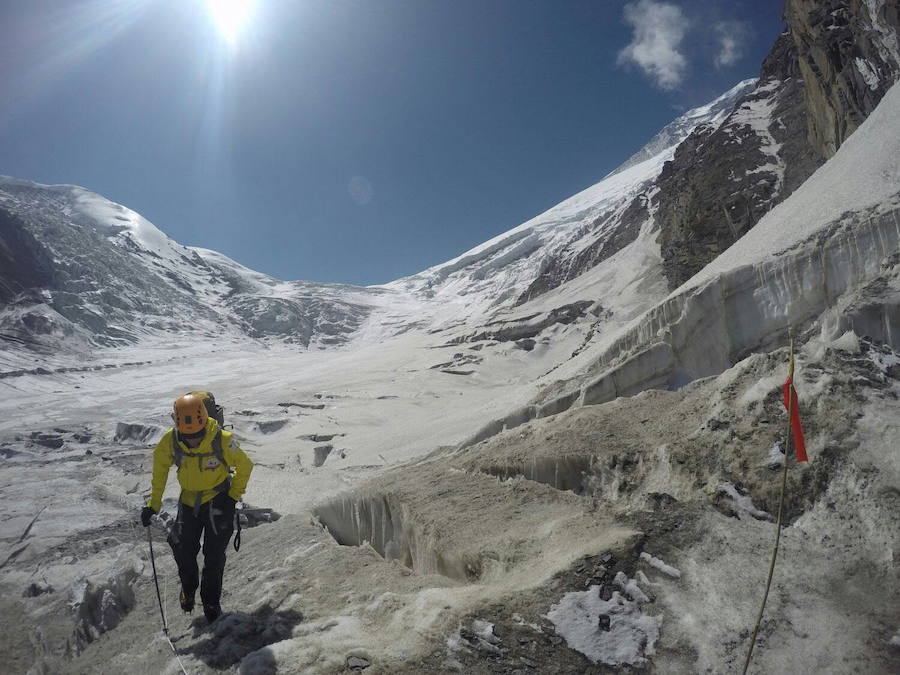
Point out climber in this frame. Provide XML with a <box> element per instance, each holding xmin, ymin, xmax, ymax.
<box><xmin>140</xmin><ymin>392</ymin><xmax>253</xmax><ymax>624</ymax></box>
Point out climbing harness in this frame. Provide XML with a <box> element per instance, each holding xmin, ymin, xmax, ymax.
<box><xmin>742</xmin><ymin>330</ymin><xmax>797</xmax><ymax>675</ymax></box>
<box><xmin>147</xmin><ymin>525</ymin><xmax>189</xmax><ymax>675</ymax></box>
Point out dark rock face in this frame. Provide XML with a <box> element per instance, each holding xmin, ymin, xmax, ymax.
<box><xmin>787</xmin><ymin>0</ymin><xmax>900</xmax><ymax>158</ymax></box>
<box><xmin>654</xmin><ymin>50</ymin><xmax>822</xmax><ymax>289</ymax></box>
<box><xmin>508</xmin><ymin>81</ymin><xmax>758</xmax><ymax>308</ymax></box>
<box><xmin>654</xmin><ymin>1</ymin><xmax>899</xmax><ymax>291</ymax></box>
<box><xmin>0</xmin><ymin>208</ymin><xmax>58</xmax><ymax>304</ymax></box>
<box><xmin>453</xmin><ymin>300</ymin><xmax>595</xmax><ymax>344</ymax></box>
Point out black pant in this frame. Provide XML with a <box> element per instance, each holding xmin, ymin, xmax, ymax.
<box><xmin>168</xmin><ymin>493</ymin><xmax>235</xmax><ymax>607</ymax></box>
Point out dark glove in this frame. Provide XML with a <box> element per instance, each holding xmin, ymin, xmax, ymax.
<box><xmin>140</xmin><ymin>506</ymin><xmax>156</xmax><ymax>527</ymax></box>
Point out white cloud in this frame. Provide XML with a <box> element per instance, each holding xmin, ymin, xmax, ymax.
<box><xmin>617</xmin><ymin>0</ymin><xmax>689</xmax><ymax>91</ymax></box>
<box><xmin>713</xmin><ymin>20</ymin><xmax>750</xmax><ymax>68</ymax></box>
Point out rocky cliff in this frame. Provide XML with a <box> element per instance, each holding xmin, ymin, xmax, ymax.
<box><xmin>654</xmin><ymin>0</ymin><xmax>900</xmax><ymax>290</ymax></box>
<box><xmin>788</xmin><ymin>0</ymin><xmax>900</xmax><ymax>157</ymax></box>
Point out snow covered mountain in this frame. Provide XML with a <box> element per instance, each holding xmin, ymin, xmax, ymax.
<box><xmin>0</xmin><ymin>176</ymin><xmax>385</xmax><ymax>363</ymax></box>
<box><xmin>1</xmin><ymin>78</ymin><xmax>756</xmax><ymax>368</ymax></box>
<box><xmin>387</xmin><ymin>79</ymin><xmax>756</xmax><ymax>315</ymax></box>
<box><xmin>2</xmin><ymin>1</ymin><xmax>899</xmax><ymax>673</ymax></box>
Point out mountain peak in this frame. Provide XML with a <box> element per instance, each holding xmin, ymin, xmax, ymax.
<box><xmin>607</xmin><ymin>78</ymin><xmax>758</xmax><ymax>177</ymax></box>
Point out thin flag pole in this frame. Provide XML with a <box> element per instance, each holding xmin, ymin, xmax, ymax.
<box><xmin>743</xmin><ymin>328</ymin><xmax>794</xmax><ymax>675</ymax></box>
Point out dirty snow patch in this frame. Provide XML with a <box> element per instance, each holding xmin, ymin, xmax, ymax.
<box><xmin>639</xmin><ymin>552</ymin><xmax>681</xmax><ymax>579</ymax></box>
<box><xmin>613</xmin><ymin>570</ymin><xmax>651</xmax><ymax>603</ymax></box>
<box><xmin>545</xmin><ymin>585</ymin><xmax>661</xmax><ymax>666</ymax></box>
<box><xmin>766</xmin><ymin>441</ymin><xmax>786</xmax><ymax>468</ymax></box>
<box><xmin>718</xmin><ymin>482</ymin><xmax>771</xmax><ymax>520</ymax></box>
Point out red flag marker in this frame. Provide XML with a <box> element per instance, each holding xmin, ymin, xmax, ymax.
<box><xmin>782</xmin><ymin>375</ymin><xmax>808</xmax><ymax>462</ymax></box>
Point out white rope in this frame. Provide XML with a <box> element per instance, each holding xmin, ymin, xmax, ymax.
<box><xmin>162</xmin><ymin>632</ymin><xmax>190</xmax><ymax>675</ymax></box>
<box><xmin>140</xmin><ymin>516</ymin><xmax>190</xmax><ymax>675</ymax></box>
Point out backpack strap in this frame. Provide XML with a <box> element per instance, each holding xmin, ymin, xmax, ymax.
<box><xmin>171</xmin><ymin>429</ymin><xmax>184</xmax><ymax>468</ymax></box>
<box><xmin>211</xmin><ymin>429</ymin><xmax>225</xmax><ymax>464</ymax></box>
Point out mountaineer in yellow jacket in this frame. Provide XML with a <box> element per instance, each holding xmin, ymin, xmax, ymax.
<box><xmin>140</xmin><ymin>393</ymin><xmax>253</xmax><ymax>623</ymax></box>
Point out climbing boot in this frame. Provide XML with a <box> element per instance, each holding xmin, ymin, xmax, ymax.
<box><xmin>203</xmin><ymin>602</ymin><xmax>222</xmax><ymax>623</ymax></box>
<box><xmin>179</xmin><ymin>589</ymin><xmax>195</xmax><ymax>613</ymax></box>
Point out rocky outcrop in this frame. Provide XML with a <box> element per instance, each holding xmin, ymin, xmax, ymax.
<box><xmin>0</xmin><ymin>208</ymin><xmax>58</xmax><ymax>304</ymax></box>
<box><xmin>507</xmin><ymin>81</ymin><xmax>757</xmax><ymax>308</ymax></box>
<box><xmin>655</xmin><ymin>34</ymin><xmax>825</xmax><ymax>290</ymax></box>
<box><xmin>611</xmin><ymin>81</ymin><xmax>760</xmax><ymax>177</ymax></box>
<box><xmin>654</xmin><ymin>0</ymin><xmax>899</xmax><ymax>291</ymax></box>
<box><xmin>787</xmin><ymin>0</ymin><xmax>900</xmax><ymax>157</ymax></box>
<box><xmin>451</xmin><ymin>300</ymin><xmax>595</xmax><ymax>344</ymax></box>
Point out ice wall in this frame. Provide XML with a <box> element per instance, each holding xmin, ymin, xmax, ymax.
<box><xmin>461</xmin><ymin>196</ymin><xmax>900</xmax><ymax>446</ymax></box>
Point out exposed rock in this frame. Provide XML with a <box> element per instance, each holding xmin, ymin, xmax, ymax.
<box><xmin>255</xmin><ymin>419</ymin><xmax>289</xmax><ymax>434</ymax></box>
<box><xmin>297</xmin><ymin>433</ymin><xmax>343</xmax><ymax>442</ymax></box>
<box><xmin>655</xmin><ymin>2</ymin><xmax>898</xmax><ymax>291</ymax></box>
<box><xmin>23</xmin><ymin>582</ymin><xmax>54</xmax><ymax>597</ymax></box>
<box><xmin>655</xmin><ymin>36</ymin><xmax>824</xmax><ymax>289</ymax></box>
<box><xmin>69</xmin><ymin>566</ymin><xmax>138</xmax><ymax>654</ymax></box>
<box><xmin>453</xmin><ymin>301</ymin><xmax>594</xmax><ymax>345</ymax></box>
<box><xmin>0</xmin><ymin>207</ymin><xmax>58</xmax><ymax>305</ymax></box>
<box><xmin>346</xmin><ymin>655</ymin><xmax>370</xmax><ymax>670</ymax></box>
<box><xmin>30</xmin><ymin>434</ymin><xmax>64</xmax><ymax>449</ymax></box>
<box><xmin>507</xmin><ymin>80</ymin><xmax>757</xmax><ymax>307</ymax></box>
<box><xmin>313</xmin><ymin>444</ymin><xmax>333</xmax><ymax>467</ymax></box>
<box><xmin>787</xmin><ymin>0</ymin><xmax>900</xmax><ymax>158</ymax></box>
<box><xmin>113</xmin><ymin>422</ymin><xmax>163</xmax><ymax>445</ymax></box>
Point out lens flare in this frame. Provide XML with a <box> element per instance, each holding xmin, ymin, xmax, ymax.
<box><xmin>205</xmin><ymin>0</ymin><xmax>256</xmax><ymax>45</ymax></box>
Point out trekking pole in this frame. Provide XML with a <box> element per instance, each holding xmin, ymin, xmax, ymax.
<box><xmin>147</xmin><ymin>523</ymin><xmax>190</xmax><ymax>675</ymax></box>
<box><xmin>742</xmin><ymin>329</ymin><xmax>795</xmax><ymax>675</ymax></box>
<box><xmin>147</xmin><ymin>526</ymin><xmax>169</xmax><ymax>636</ymax></box>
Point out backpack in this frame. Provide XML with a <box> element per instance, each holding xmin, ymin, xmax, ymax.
<box><xmin>188</xmin><ymin>390</ymin><xmax>225</xmax><ymax>427</ymax></box>
<box><xmin>172</xmin><ymin>391</ymin><xmax>231</xmax><ymax>513</ymax></box>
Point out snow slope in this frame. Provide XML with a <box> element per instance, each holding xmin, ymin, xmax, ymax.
<box><xmin>384</xmin><ymin>80</ymin><xmax>757</xmax><ymax>326</ymax></box>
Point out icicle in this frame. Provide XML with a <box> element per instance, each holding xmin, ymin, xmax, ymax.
<box><xmin>381</xmin><ymin>499</ymin><xmax>388</xmax><ymax>553</ymax></box>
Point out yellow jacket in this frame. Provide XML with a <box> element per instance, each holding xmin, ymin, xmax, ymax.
<box><xmin>147</xmin><ymin>418</ymin><xmax>253</xmax><ymax>513</ymax></box>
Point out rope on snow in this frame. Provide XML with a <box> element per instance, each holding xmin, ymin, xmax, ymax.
<box><xmin>742</xmin><ymin>329</ymin><xmax>797</xmax><ymax>675</ymax></box>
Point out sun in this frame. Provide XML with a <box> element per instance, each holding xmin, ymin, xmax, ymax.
<box><xmin>205</xmin><ymin>0</ymin><xmax>256</xmax><ymax>45</ymax></box>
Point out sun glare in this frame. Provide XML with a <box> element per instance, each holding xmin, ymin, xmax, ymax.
<box><xmin>205</xmin><ymin>0</ymin><xmax>256</xmax><ymax>45</ymax></box>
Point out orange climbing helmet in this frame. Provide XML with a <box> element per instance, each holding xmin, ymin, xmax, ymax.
<box><xmin>173</xmin><ymin>393</ymin><xmax>208</xmax><ymax>435</ymax></box>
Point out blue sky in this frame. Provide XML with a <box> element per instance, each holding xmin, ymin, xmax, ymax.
<box><xmin>0</xmin><ymin>0</ymin><xmax>784</xmax><ymax>285</ymax></box>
